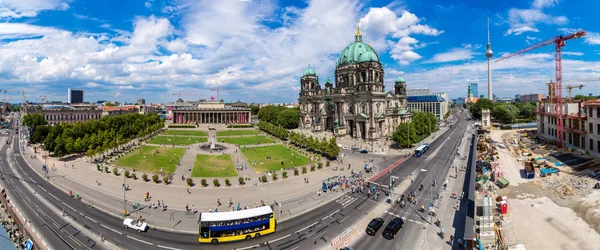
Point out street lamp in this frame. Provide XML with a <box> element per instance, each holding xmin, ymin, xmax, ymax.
<box><xmin>120</xmin><ymin>168</ymin><xmax>127</xmax><ymax>216</ymax></box>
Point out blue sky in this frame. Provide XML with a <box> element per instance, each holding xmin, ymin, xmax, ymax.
<box><xmin>0</xmin><ymin>0</ymin><xmax>599</xmax><ymax>104</ymax></box>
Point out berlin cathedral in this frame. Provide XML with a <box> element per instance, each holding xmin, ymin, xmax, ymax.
<box><xmin>298</xmin><ymin>24</ymin><xmax>412</xmax><ymax>140</ymax></box>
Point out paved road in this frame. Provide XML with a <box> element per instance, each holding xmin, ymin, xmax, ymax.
<box><xmin>6</xmin><ymin>118</ymin><xmax>385</xmax><ymax>250</ymax></box>
<box><xmin>351</xmin><ymin>110</ymin><xmax>471</xmax><ymax>250</ymax></box>
<box><xmin>3</xmin><ymin>110</ymin><xmax>468</xmax><ymax>250</ymax></box>
<box><xmin>0</xmin><ymin>130</ymin><xmax>109</xmax><ymax>249</ymax></box>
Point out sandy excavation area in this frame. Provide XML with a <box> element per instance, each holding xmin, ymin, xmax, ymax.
<box><xmin>489</xmin><ymin>129</ymin><xmax>600</xmax><ymax>250</ymax></box>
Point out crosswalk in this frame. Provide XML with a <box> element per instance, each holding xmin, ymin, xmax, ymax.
<box><xmin>336</xmin><ymin>194</ymin><xmax>358</xmax><ymax>209</ymax></box>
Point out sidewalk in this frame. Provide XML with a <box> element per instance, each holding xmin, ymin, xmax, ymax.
<box><xmin>21</xmin><ymin>142</ymin><xmax>373</xmax><ymax>233</ymax></box>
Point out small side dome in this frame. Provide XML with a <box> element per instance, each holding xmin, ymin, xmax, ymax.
<box><xmin>395</xmin><ymin>76</ymin><xmax>405</xmax><ymax>83</ymax></box>
<box><xmin>302</xmin><ymin>65</ymin><xmax>317</xmax><ymax>77</ymax></box>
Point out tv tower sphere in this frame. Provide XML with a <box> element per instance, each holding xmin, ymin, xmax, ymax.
<box><xmin>485</xmin><ymin>44</ymin><xmax>493</xmax><ymax>59</ymax></box>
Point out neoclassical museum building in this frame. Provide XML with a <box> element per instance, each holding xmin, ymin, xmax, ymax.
<box><xmin>298</xmin><ymin>24</ymin><xmax>411</xmax><ymax>140</ymax></box>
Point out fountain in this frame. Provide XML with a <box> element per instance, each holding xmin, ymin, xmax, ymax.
<box><xmin>200</xmin><ymin>136</ymin><xmax>227</xmax><ymax>151</ymax></box>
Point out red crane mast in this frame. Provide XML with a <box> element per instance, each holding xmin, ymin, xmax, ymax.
<box><xmin>495</xmin><ymin>30</ymin><xmax>586</xmax><ymax>147</ymax></box>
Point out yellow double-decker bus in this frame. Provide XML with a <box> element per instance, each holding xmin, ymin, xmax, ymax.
<box><xmin>199</xmin><ymin>206</ymin><xmax>276</xmax><ymax>243</ymax></box>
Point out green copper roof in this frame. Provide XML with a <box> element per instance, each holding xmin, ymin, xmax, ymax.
<box><xmin>337</xmin><ymin>34</ymin><xmax>381</xmax><ymax>66</ymax></box>
<box><xmin>395</xmin><ymin>76</ymin><xmax>405</xmax><ymax>83</ymax></box>
<box><xmin>399</xmin><ymin>109</ymin><xmax>408</xmax><ymax>115</ymax></box>
<box><xmin>326</xmin><ymin>77</ymin><xmax>332</xmax><ymax>84</ymax></box>
<box><xmin>302</xmin><ymin>65</ymin><xmax>317</xmax><ymax>77</ymax></box>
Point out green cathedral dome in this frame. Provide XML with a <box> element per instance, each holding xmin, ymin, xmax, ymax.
<box><xmin>336</xmin><ymin>25</ymin><xmax>381</xmax><ymax>66</ymax></box>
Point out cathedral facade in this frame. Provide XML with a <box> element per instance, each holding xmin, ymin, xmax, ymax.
<box><xmin>298</xmin><ymin>25</ymin><xmax>411</xmax><ymax>140</ymax></box>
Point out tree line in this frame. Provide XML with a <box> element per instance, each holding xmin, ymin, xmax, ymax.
<box><xmin>257</xmin><ymin>105</ymin><xmax>300</xmax><ymax>129</ymax></box>
<box><xmin>289</xmin><ymin>131</ymin><xmax>340</xmax><ymax>159</ymax></box>
<box><xmin>257</xmin><ymin>121</ymin><xmax>288</xmax><ymax>139</ymax></box>
<box><xmin>24</xmin><ymin>113</ymin><xmax>164</xmax><ymax>158</ymax></box>
<box><xmin>468</xmin><ymin>98</ymin><xmax>537</xmax><ymax>124</ymax></box>
<box><xmin>391</xmin><ymin>111</ymin><xmax>438</xmax><ymax>148</ymax></box>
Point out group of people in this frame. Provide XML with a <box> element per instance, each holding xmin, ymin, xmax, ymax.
<box><xmin>185</xmin><ymin>204</ymin><xmax>197</xmax><ymax>213</ymax></box>
<box><xmin>210</xmin><ymin>225</ymin><xmax>267</xmax><ymax>238</ymax></box>
<box><xmin>150</xmin><ymin>200</ymin><xmax>166</xmax><ymax>210</ymax></box>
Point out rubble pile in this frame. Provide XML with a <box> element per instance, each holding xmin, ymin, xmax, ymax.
<box><xmin>541</xmin><ymin>175</ymin><xmax>595</xmax><ymax>198</ymax></box>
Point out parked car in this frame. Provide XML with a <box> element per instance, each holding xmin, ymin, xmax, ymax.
<box><xmin>123</xmin><ymin>218</ymin><xmax>148</xmax><ymax>232</ymax></box>
<box><xmin>366</xmin><ymin>218</ymin><xmax>384</xmax><ymax>235</ymax></box>
<box><xmin>359</xmin><ymin>149</ymin><xmax>368</xmax><ymax>154</ymax></box>
<box><xmin>382</xmin><ymin>218</ymin><xmax>404</xmax><ymax>240</ymax></box>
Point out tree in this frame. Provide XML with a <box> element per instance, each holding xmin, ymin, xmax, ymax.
<box><xmin>186</xmin><ymin>178</ymin><xmax>194</xmax><ymax>186</ymax></box>
<box><xmin>225</xmin><ymin>178</ymin><xmax>231</xmax><ymax>186</ymax></box>
<box><xmin>469</xmin><ymin>98</ymin><xmax>494</xmax><ymax>119</ymax></box>
<box><xmin>249</xmin><ymin>104</ymin><xmax>260</xmax><ymax>115</ymax></box>
<box><xmin>327</xmin><ymin>137</ymin><xmax>340</xmax><ymax>158</ymax></box>
<box><xmin>275</xmin><ymin>109</ymin><xmax>300</xmax><ymax>129</ymax></box>
<box><xmin>142</xmin><ymin>173</ymin><xmax>148</xmax><ymax>181</ymax></box>
<box><xmin>391</xmin><ymin>122</ymin><xmax>418</xmax><ymax>148</ymax></box>
<box><xmin>23</xmin><ymin>113</ymin><xmax>47</xmax><ymax>128</ymax></box>
<box><xmin>519</xmin><ymin>103</ymin><xmax>537</xmax><ymax>121</ymax></box>
<box><xmin>492</xmin><ymin>104</ymin><xmax>519</xmax><ymax>124</ymax></box>
<box><xmin>152</xmin><ymin>174</ymin><xmax>159</xmax><ymax>183</ymax></box>
<box><xmin>104</xmin><ymin>102</ymin><xmax>117</xmax><ymax>107</ymax></box>
<box><xmin>238</xmin><ymin>177</ymin><xmax>245</xmax><ymax>185</ymax></box>
<box><xmin>213</xmin><ymin>179</ymin><xmax>220</xmax><ymax>187</ymax></box>
<box><xmin>574</xmin><ymin>94</ymin><xmax>598</xmax><ymax>101</ymax></box>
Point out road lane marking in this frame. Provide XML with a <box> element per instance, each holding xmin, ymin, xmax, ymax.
<box><xmin>339</xmin><ymin>216</ymin><xmax>349</xmax><ymax>223</ymax></box>
<box><xmin>313</xmin><ymin>231</ymin><xmax>326</xmax><ymax>240</ymax></box>
<box><xmin>127</xmin><ymin>235</ymin><xmax>153</xmax><ymax>245</ymax></box>
<box><xmin>328</xmin><ymin>209</ymin><xmax>340</xmax><ymax>218</ymax></box>
<box><xmin>39</xmin><ymin>187</ymin><xmax>47</xmax><ymax>192</ymax></box>
<box><xmin>157</xmin><ymin>245</ymin><xmax>184</xmax><ymax>250</ymax></box>
<box><xmin>237</xmin><ymin>244</ymin><xmax>259</xmax><ymax>250</ymax></box>
<box><xmin>49</xmin><ymin>193</ymin><xmax>59</xmax><ymax>200</ymax></box>
<box><xmin>86</xmin><ymin>217</ymin><xmax>97</xmax><ymax>223</ymax></box>
<box><xmin>268</xmin><ymin>234</ymin><xmax>291</xmax><ymax>244</ymax></box>
<box><xmin>100</xmin><ymin>224</ymin><xmax>122</xmax><ymax>235</ymax></box>
<box><xmin>295</xmin><ymin>222</ymin><xmax>318</xmax><ymax>233</ymax></box>
<box><xmin>61</xmin><ymin>202</ymin><xmax>76</xmax><ymax>212</ymax></box>
<box><xmin>342</xmin><ymin>198</ymin><xmax>357</xmax><ymax>208</ymax></box>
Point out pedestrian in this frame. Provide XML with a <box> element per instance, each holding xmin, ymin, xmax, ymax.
<box><xmin>304</xmin><ymin>177</ymin><xmax>306</xmax><ymax>183</ymax></box>
<box><xmin>455</xmin><ymin>202</ymin><xmax>459</xmax><ymax>209</ymax></box>
<box><xmin>217</xmin><ymin>199</ymin><xmax>221</xmax><ymax>206</ymax></box>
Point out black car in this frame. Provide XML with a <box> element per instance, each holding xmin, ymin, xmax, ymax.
<box><xmin>359</xmin><ymin>149</ymin><xmax>368</xmax><ymax>154</ymax></box>
<box><xmin>365</xmin><ymin>218</ymin><xmax>384</xmax><ymax>235</ymax></box>
<box><xmin>382</xmin><ymin>218</ymin><xmax>404</xmax><ymax>240</ymax></box>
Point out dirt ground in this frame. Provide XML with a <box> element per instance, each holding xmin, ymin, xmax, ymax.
<box><xmin>489</xmin><ymin>129</ymin><xmax>600</xmax><ymax>250</ymax></box>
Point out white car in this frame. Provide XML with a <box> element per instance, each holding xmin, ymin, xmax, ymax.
<box><xmin>123</xmin><ymin>218</ymin><xmax>148</xmax><ymax>232</ymax></box>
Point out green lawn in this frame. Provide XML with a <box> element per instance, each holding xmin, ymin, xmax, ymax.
<box><xmin>191</xmin><ymin>154</ymin><xmax>238</xmax><ymax>177</ymax></box>
<box><xmin>163</xmin><ymin>130</ymin><xmax>207</xmax><ymax>136</ymax></box>
<box><xmin>149</xmin><ymin>136</ymin><xmax>207</xmax><ymax>145</ymax></box>
<box><xmin>216</xmin><ymin>130</ymin><xmax>260</xmax><ymax>136</ymax></box>
<box><xmin>241</xmin><ymin>145</ymin><xmax>310</xmax><ymax>174</ymax></box>
<box><xmin>115</xmin><ymin>146</ymin><xmax>186</xmax><ymax>174</ymax></box>
<box><xmin>219</xmin><ymin>136</ymin><xmax>274</xmax><ymax>145</ymax></box>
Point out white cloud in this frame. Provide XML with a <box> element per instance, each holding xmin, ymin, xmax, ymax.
<box><xmin>392</xmin><ymin>51</ymin><xmax>422</xmax><ymax>65</ymax></box>
<box><xmin>462</xmin><ymin>43</ymin><xmax>472</xmax><ymax>49</ymax></box>
<box><xmin>532</xmin><ymin>0</ymin><xmax>558</xmax><ymax>9</ymax></box>
<box><xmin>359</xmin><ymin>8</ymin><xmax>441</xmax><ymax>65</ymax></box>
<box><xmin>505</xmin><ymin>26</ymin><xmax>539</xmax><ymax>36</ymax></box>
<box><xmin>144</xmin><ymin>1</ymin><xmax>152</xmax><ymax>8</ymax></box>
<box><xmin>562</xmin><ymin>52</ymin><xmax>584</xmax><ymax>56</ymax></box>
<box><xmin>504</xmin><ymin>0</ymin><xmax>567</xmax><ymax>36</ymax></box>
<box><xmin>404</xmin><ymin>53</ymin><xmax>600</xmax><ymax>99</ymax></box>
<box><xmin>0</xmin><ymin>0</ymin><xmax>441</xmax><ymax>102</ymax></box>
<box><xmin>0</xmin><ymin>0</ymin><xmax>68</xmax><ymax>19</ymax></box>
<box><xmin>426</xmin><ymin>48</ymin><xmax>475</xmax><ymax>63</ymax></box>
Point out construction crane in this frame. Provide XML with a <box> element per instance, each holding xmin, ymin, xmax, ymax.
<box><xmin>210</xmin><ymin>87</ymin><xmax>229</xmax><ymax>102</ymax></box>
<box><xmin>538</xmin><ymin>84</ymin><xmax>584</xmax><ymax>101</ymax></box>
<box><xmin>40</xmin><ymin>95</ymin><xmax>46</xmax><ymax>104</ymax></box>
<box><xmin>496</xmin><ymin>30</ymin><xmax>587</xmax><ymax>147</ymax></box>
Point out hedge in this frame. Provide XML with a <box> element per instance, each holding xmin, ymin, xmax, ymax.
<box><xmin>168</xmin><ymin>124</ymin><xmax>196</xmax><ymax>128</ymax></box>
<box><xmin>227</xmin><ymin>124</ymin><xmax>254</xmax><ymax>128</ymax></box>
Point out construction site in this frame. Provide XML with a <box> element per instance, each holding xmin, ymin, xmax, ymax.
<box><xmin>466</xmin><ymin>29</ymin><xmax>600</xmax><ymax>250</ymax></box>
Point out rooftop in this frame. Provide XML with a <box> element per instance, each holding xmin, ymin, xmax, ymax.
<box><xmin>407</xmin><ymin>95</ymin><xmax>445</xmax><ymax>102</ymax></box>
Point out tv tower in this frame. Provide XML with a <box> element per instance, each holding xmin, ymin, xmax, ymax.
<box><xmin>485</xmin><ymin>17</ymin><xmax>493</xmax><ymax>100</ymax></box>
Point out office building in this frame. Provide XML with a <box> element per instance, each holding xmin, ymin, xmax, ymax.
<box><xmin>407</xmin><ymin>95</ymin><xmax>448</xmax><ymax>120</ymax></box>
<box><xmin>68</xmin><ymin>88</ymin><xmax>84</xmax><ymax>104</ymax></box>
<box><xmin>519</xmin><ymin>93</ymin><xmax>543</xmax><ymax>103</ymax></box>
<box><xmin>137</xmin><ymin>98</ymin><xmax>146</xmax><ymax>105</ymax></box>
<box><xmin>470</xmin><ymin>82</ymin><xmax>479</xmax><ymax>98</ymax></box>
